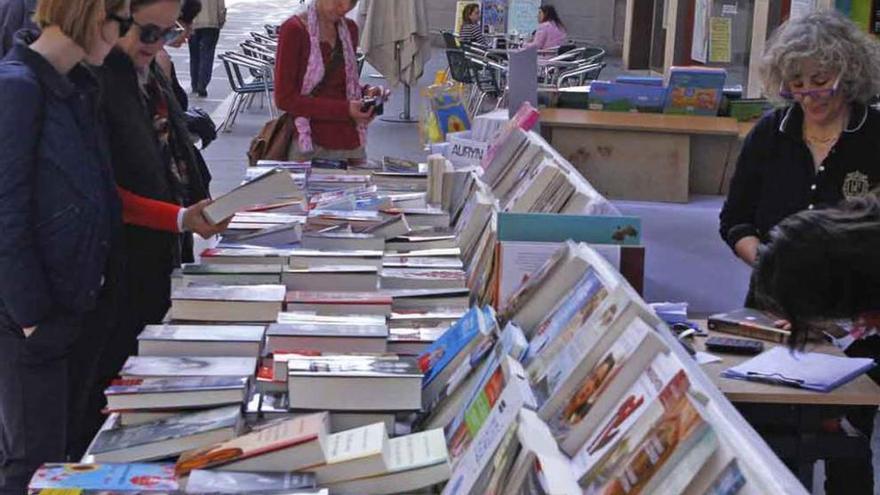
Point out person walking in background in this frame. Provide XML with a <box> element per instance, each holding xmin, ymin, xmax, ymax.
<box><xmin>523</xmin><ymin>5</ymin><xmax>567</xmax><ymax>51</ymax></box>
<box><xmin>0</xmin><ymin>0</ymin><xmax>36</xmax><ymax>57</ymax></box>
<box><xmin>189</xmin><ymin>0</ymin><xmax>224</xmax><ymax>97</ymax></box>
<box><xmin>458</xmin><ymin>3</ymin><xmax>485</xmax><ymax>47</ymax></box>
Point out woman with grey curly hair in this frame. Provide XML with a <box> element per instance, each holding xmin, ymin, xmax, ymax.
<box><xmin>720</xmin><ymin>10</ymin><xmax>880</xmax><ymax>272</ymax></box>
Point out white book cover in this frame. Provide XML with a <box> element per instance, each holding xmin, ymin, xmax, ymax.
<box><xmin>121</xmin><ymin>356</ymin><xmax>257</xmax><ymax>378</ymax></box>
<box><xmin>138</xmin><ymin>325</ymin><xmax>266</xmax><ymax>343</ymax></box>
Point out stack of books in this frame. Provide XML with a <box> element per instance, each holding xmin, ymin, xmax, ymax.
<box><xmin>53</xmin><ymin>110</ymin><xmax>801</xmax><ymax>495</ymax></box>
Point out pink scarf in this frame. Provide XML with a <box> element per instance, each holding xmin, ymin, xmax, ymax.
<box><xmin>295</xmin><ymin>1</ymin><xmax>365</xmax><ymax>152</ymax></box>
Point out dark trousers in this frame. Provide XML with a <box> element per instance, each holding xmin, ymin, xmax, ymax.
<box><xmin>188</xmin><ymin>28</ymin><xmax>220</xmax><ymax>94</ymax></box>
<box><xmin>0</xmin><ymin>304</ymin><xmax>114</xmax><ymax>495</ymax></box>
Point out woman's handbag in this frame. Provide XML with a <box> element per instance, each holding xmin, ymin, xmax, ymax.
<box><xmin>246</xmin><ymin>112</ymin><xmax>295</xmax><ymax>166</ymax></box>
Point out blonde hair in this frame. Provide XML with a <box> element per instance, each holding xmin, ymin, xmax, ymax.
<box><xmin>34</xmin><ymin>0</ymin><xmax>108</xmax><ymax>50</ymax></box>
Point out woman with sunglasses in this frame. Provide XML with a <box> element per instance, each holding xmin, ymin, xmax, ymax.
<box><xmin>94</xmin><ymin>0</ymin><xmax>221</xmax><ymax>417</ymax></box>
<box><xmin>0</xmin><ymin>0</ymin><xmax>139</xmax><ymax>491</ymax></box>
<box><xmin>720</xmin><ymin>11</ymin><xmax>880</xmax><ymax>283</ymax></box>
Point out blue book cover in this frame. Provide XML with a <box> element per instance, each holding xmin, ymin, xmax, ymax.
<box><xmin>497</xmin><ymin>212</ymin><xmax>641</xmax><ymax>245</ymax></box>
<box><xmin>419</xmin><ymin>306</ymin><xmax>493</xmax><ymax>386</ymax></box>
<box><xmin>663</xmin><ymin>67</ymin><xmax>727</xmax><ymax>116</ymax></box>
<box><xmin>589</xmin><ymin>81</ymin><xmax>667</xmax><ymax>113</ymax></box>
<box><xmin>29</xmin><ymin>463</ymin><xmax>178</xmax><ymax>491</ymax></box>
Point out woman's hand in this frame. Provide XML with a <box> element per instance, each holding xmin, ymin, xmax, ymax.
<box><xmin>182</xmin><ymin>200</ymin><xmax>231</xmax><ymax>239</ymax></box>
<box><xmin>349</xmin><ymin>100</ymin><xmax>375</xmax><ymax>125</ymax></box>
<box><xmin>734</xmin><ymin>236</ymin><xmax>761</xmax><ymax>267</ymax></box>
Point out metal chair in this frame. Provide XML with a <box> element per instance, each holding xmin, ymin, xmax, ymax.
<box><xmin>557</xmin><ymin>61</ymin><xmax>606</xmax><ymax>88</ymax></box>
<box><xmin>218</xmin><ymin>51</ymin><xmax>276</xmax><ymax>131</ymax></box>
<box><xmin>240</xmin><ymin>40</ymin><xmax>276</xmax><ymax>64</ymax></box>
<box><xmin>441</xmin><ymin>30</ymin><xmax>459</xmax><ymax>49</ymax></box>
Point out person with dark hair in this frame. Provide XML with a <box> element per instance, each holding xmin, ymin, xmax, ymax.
<box><xmin>91</xmin><ymin>0</ymin><xmax>226</xmax><ymax>444</ymax></box>
<box><xmin>0</xmin><ymin>0</ymin><xmax>36</xmax><ymax>57</ymax></box>
<box><xmin>523</xmin><ymin>4</ymin><xmax>566</xmax><ymax>51</ymax></box>
<box><xmin>459</xmin><ymin>3</ymin><xmax>485</xmax><ymax>47</ymax></box>
<box><xmin>275</xmin><ymin>0</ymin><xmax>386</xmax><ymax>163</ymax></box>
<box><xmin>720</xmin><ymin>11</ymin><xmax>880</xmax><ymax>287</ymax></box>
<box><xmin>752</xmin><ymin>193</ymin><xmax>880</xmax><ymax>494</ymax></box>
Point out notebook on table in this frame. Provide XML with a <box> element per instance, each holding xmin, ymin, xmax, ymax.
<box><xmin>722</xmin><ymin>347</ymin><xmax>875</xmax><ymax>392</ymax></box>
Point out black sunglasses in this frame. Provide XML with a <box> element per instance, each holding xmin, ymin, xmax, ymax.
<box><xmin>106</xmin><ymin>12</ymin><xmax>133</xmax><ymax>38</ymax></box>
<box><xmin>107</xmin><ymin>13</ymin><xmax>184</xmax><ymax>45</ymax></box>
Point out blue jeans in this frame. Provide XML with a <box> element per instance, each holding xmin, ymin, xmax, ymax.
<box><xmin>188</xmin><ymin>28</ymin><xmax>220</xmax><ymax>93</ymax></box>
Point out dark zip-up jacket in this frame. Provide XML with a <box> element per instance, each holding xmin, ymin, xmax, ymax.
<box><xmin>720</xmin><ymin>103</ymin><xmax>880</xmax><ymax>252</ymax></box>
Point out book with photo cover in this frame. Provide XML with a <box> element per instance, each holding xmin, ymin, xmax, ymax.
<box><xmin>175</xmin><ymin>413</ymin><xmax>329</xmax><ymax>475</ymax></box>
<box><xmin>120</xmin><ymin>356</ymin><xmax>257</xmax><ymax>379</ymax></box>
<box><xmin>170</xmin><ymin>285</ymin><xmax>286</xmax><ymax>322</ymax></box>
<box><xmin>265</xmin><ymin>321</ymin><xmax>388</xmax><ymax>354</ymax></box>
<box><xmin>708</xmin><ymin>307</ymin><xmax>790</xmax><ymax>343</ymax></box>
<box><xmin>89</xmin><ymin>406</ymin><xmax>242</xmax><ymax>463</ymax></box>
<box><xmin>184</xmin><ymin>469</ymin><xmax>316</xmax><ymax>494</ymax></box>
<box><xmin>28</xmin><ymin>463</ymin><xmax>178</xmax><ymax>492</ymax></box>
<box><xmin>104</xmin><ymin>376</ymin><xmax>249</xmax><ymax>411</ymax></box>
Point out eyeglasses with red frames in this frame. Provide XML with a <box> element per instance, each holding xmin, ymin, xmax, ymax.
<box><xmin>779</xmin><ymin>74</ymin><xmax>841</xmax><ymax>101</ymax></box>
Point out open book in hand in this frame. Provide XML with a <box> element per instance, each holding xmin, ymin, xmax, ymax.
<box><xmin>722</xmin><ymin>347</ymin><xmax>875</xmax><ymax>392</ymax></box>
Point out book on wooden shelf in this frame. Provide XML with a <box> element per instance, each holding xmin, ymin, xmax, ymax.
<box><xmin>181</xmin><ymin>264</ymin><xmax>284</xmax><ymax>286</ymax></box>
<box><xmin>28</xmin><ymin>462</ymin><xmax>178</xmax><ymax>493</ymax></box>
<box><xmin>184</xmin><ymin>469</ymin><xmax>317</xmax><ymax>494</ymax></box>
<box><xmin>707</xmin><ymin>307</ymin><xmax>790</xmax><ymax>343</ymax></box>
<box><xmin>379</xmin><ymin>268</ymin><xmax>467</xmax><ymax>290</ymax></box>
<box><xmin>286</xmin><ymin>291</ymin><xmax>392</xmax><ymax>316</ymax></box>
<box><xmin>120</xmin><ymin>356</ymin><xmax>257</xmax><ymax>380</ymax></box>
<box><xmin>170</xmin><ymin>285</ymin><xmax>286</xmax><ymax>322</ymax></box>
<box><xmin>307</xmin><ymin>422</ymin><xmax>389</xmax><ymax>484</ymax></box>
<box><xmin>88</xmin><ymin>405</ymin><xmax>242</xmax><ymax>463</ymax></box>
<box><xmin>282</xmin><ymin>266</ymin><xmax>379</xmax><ymax>292</ymax></box>
<box><xmin>104</xmin><ymin>376</ymin><xmax>249</xmax><ymax>412</ymax></box>
<box><xmin>203</xmin><ymin>168</ymin><xmax>305</xmax><ymax>224</ymax></box>
<box><xmin>288</xmin><ymin>249</ymin><xmax>384</xmax><ymax>269</ymax></box>
<box><xmin>175</xmin><ymin>412</ymin><xmax>329</xmax><ymax>475</ymax></box>
<box><xmin>265</xmin><ymin>320</ymin><xmax>388</xmax><ymax>355</ymax></box>
<box><xmin>301</xmin><ymin>231</ymin><xmax>385</xmax><ymax>252</ymax></box>
<box><xmin>327</xmin><ymin>428</ymin><xmax>451</xmax><ymax>495</ymax></box>
<box><xmin>137</xmin><ymin>324</ymin><xmax>265</xmax><ymax>358</ymax></box>
<box><xmin>287</xmin><ymin>355</ymin><xmax>422</xmax><ymax>411</ymax></box>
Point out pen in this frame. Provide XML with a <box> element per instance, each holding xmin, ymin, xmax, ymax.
<box><xmin>745</xmin><ymin>371</ymin><xmax>805</xmax><ymax>389</ymax></box>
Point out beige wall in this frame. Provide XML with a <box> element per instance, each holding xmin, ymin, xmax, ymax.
<box><xmin>426</xmin><ymin>0</ymin><xmax>626</xmax><ymax>55</ymax></box>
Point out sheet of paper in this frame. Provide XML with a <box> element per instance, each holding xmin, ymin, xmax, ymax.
<box><xmin>691</xmin><ymin>0</ymin><xmax>709</xmax><ymax>63</ymax></box>
<box><xmin>709</xmin><ymin>16</ymin><xmax>732</xmax><ymax>64</ymax></box>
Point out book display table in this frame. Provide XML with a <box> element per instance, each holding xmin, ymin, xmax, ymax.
<box><xmin>540</xmin><ymin>108</ymin><xmax>754</xmax><ymax>202</ymax></box>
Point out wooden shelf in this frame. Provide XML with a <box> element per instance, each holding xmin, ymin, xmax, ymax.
<box><xmin>540</xmin><ymin>108</ymin><xmax>742</xmax><ymax>137</ymax></box>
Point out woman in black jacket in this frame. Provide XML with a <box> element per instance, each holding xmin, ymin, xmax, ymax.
<box><xmin>96</xmin><ymin>0</ymin><xmax>224</xmax><ymax>408</ymax></box>
<box><xmin>0</xmin><ymin>0</ymin><xmax>129</xmax><ymax>491</ymax></box>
